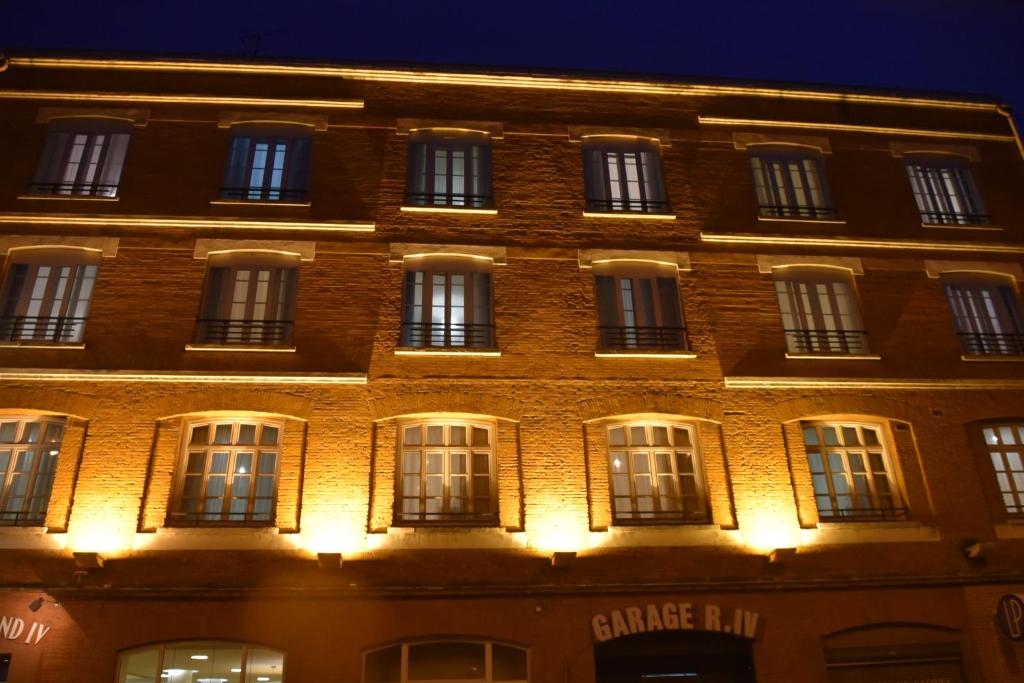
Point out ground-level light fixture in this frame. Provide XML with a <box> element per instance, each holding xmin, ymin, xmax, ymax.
<box><xmin>767</xmin><ymin>547</ymin><xmax>798</xmax><ymax>565</ymax></box>
<box><xmin>317</xmin><ymin>552</ymin><xmax>343</xmax><ymax>570</ymax></box>
<box><xmin>28</xmin><ymin>597</ymin><xmax>60</xmax><ymax>612</ymax></box>
<box><xmin>72</xmin><ymin>552</ymin><xmax>105</xmax><ymax>569</ymax></box>
<box><xmin>550</xmin><ymin>551</ymin><xmax>577</xmax><ymax>568</ymax></box>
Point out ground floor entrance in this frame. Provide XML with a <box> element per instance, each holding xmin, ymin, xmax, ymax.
<box><xmin>595</xmin><ymin>630</ymin><xmax>756</xmax><ymax>683</ymax></box>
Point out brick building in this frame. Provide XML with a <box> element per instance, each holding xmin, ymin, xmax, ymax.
<box><xmin>0</xmin><ymin>52</ymin><xmax>1022</xmax><ymax>683</ymax></box>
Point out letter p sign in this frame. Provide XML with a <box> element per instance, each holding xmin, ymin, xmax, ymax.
<box><xmin>997</xmin><ymin>594</ymin><xmax>1024</xmax><ymax>641</ymax></box>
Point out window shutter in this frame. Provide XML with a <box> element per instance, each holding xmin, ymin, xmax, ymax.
<box><xmin>222</xmin><ymin>137</ymin><xmax>251</xmax><ymax>192</ymax></box>
<box><xmin>407</xmin><ymin>142</ymin><xmax>428</xmax><ymax>202</ymax></box>
<box><xmin>32</xmin><ymin>131</ymin><xmax>72</xmax><ymax>187</ymax></box>
<box><xmin>1</xmin><ymin>264</ymin><xmax>29</xmax><ymax>317</ymax></box>
<box><xmin>594</xmin><ymin>275</ymin><xmax>619</xmax><ymax>326</ymax></box>
<box><xmin>997</xmin><ymin>286</ymin><xmax>1023</xmax><ymax>332</ymax></box>
<box><xmin>96</xmin><ymin>133</ymin><xmax>130</xmax><ymax>194</ymax></box>
<box><xmin>656</xmin><ymin>276</ymin><xmax>683</xmax><ymax>328</ymax></box>
<box><xmin>583</xmin><ymin>149</ymin><xmax>606</xmax><ymax>206</ymax></box>
<box><xmin>474</xmin><ymin>144</ymin><xmax>492</xmax><ymax>205</ymax></box>
<box><xmin>284</xmin><ymin>138</ymin><xmax>312</xmax><ymax>194</ymax></box>
<box><xmin>641</xmin><ymin>150</ymin><xmax>667</xmax><ymax>206</ymax></box>
<box><xmin>401</xmin><ymin>271</ymin><xmax>419</xmax><ymax>346</ymax></box>
<box><xmin>473</xmin><ymin>272</ymin><xmax>492</xmax><ymax>324</ymax></box>
<box><xmin>201</xmin><ymin>267</ymin><xmax>228</xmax><ymax>318</ymax></box>
<box><xmin>278</xmin><ymin>268</ymin><xmax>299</xmax><ymax>321</ymax></box>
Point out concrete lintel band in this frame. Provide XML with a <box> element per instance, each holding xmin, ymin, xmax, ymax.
<box><xmin>193</xmin><ymin>239</ymin><xmax>316</xmax><ymax>261</ymax></box>
<box><xmin>0</xmin><ymin>235</ymin><xmax>119</xmax><ymax>257</ymax></box>
<box><xmin>578</xmin><ymin>249</ymin><xmax>691</xmax><ymax>270</ymax></box>
<box><xmin>389</xmin><ymin>243</ymin><xmax>507</xmax><ymax>265</ymax></box>
<box><xmin>756</xmin><ymin>255</ymin><xmax>864</xmax><ymax>275</ymax></box>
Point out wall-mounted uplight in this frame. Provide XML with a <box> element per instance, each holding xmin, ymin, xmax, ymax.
<box><xmin>317</xmin><ymin>552</ymin><xmax>344</xmax><ymax>570</ymax></box>
<box><xmin>72</xmin><ymin>551</ymin><xmax>105</xmax><ymax>569</ymax></box>
<box><xmin>550</xmin><ymin>551</ymin><xmax>577</xmax><ymax>568</ymax></box>
<box><xmin>766</xmin><ymin>547</ymin><xmax>798</xmax><ymax>565</ymax></box>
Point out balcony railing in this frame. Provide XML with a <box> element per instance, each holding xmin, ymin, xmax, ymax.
<box><xmin>395</xmin><ymin>510</ymin><xmax>499</xmax><ymax>526</ymax></box>
<box><xmin>219</xmin><ymin>187</ymin><xmax>308</xmax><ymax>202</ymax></box>
<box><xmin>400</xmin><ymin>322</ymin><xmax>495</xmax><ymax>349</ymax></box>
<box><xmin>784</xmin><ymin>328</ymin><xmax>869</xmax><ymax>355</ymax></box>
<box><xmin>759</xmin><ymin>204</ymin><xmax>838</xmax><ymax>220</ymax></box>
<box><xmin>0</xmin><ymin>315</ymin><xmax>87</xmax><ymax>344</ymax></box>
<box><xmin>28</xmin><ymin>181</ymin><xmax>119</xmax><ymax>197</ymax></box>
<box><xmin>598</xmin><ymin>326</ymin><xmax>688</xmax><ymax>352</ymax></box>
<box><xmin>612</xmin><ymin>510</ymin><xmax>709</xmax><ymax>525</ymax></box>
<box><xmin>404</xmin><ymin>192</ymin><xmax>494</xmax><ymax>209</ymax></box>
<box><xmin>818</xmin><ymin>506</ymin><xmax>910</xmax><ymax>522</ymax></box>
<box><xmin>0</xmin><ymin>511</ymin><xmax>46</xmax><ymax>527</ymax></box>
<box><xmin>167</xmin><ymin>511</ymin><xmax>274</xmax><ymax>527</ymax></box>
<box><xmin>959</xmin><ymin>332</ymin><xmax>1024</xmax><ymax>356</ymax></box>
<box><xmin>919</xmin><ymin>210</ymin><xmax>990</xmax><ymax>226</ymax></box>
<box><xmin>195</xmin><ymin>319</ymin><xmax>294</xmax><ymax>347</ymax></box>
<box><xmin>585</xmin><ymin>197</ymin><xmax>672</xmax><ymax>214</ymax></box>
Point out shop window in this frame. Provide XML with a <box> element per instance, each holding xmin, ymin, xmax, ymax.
<box><xmin>773</xmin><ymin>268</ymin><xmax>869</xmax><ymax>356</ymax></box>
<box><xmin>117</xmin><ymin>641</ymin><xmax>284</xmax><ymax>683</ymax></box>
<box><xmin>0</xmin><ymin>416</ymin><xmax>66</xmax><ymax>526</ymax></box>
<box><xmin>801</xmin><ymin>421</ymin><xmax>906</xmax><ymax>521</ymax></box>
<box><xmin>942</xmin><ymin>273</ymin><xmax>1024</xmax><ymax>356</ymax></box>
<box><xmin>406</xmin><ymin>133</ymin><xmax>493</xmax><ymax>208</ymax></box>
<box><xmin>905</xmin><ymin>155</ymin><xmax>988</xmax><ymax>225</ymax></box>
<box><xmin>396</xmin><ymin>420</ymin><xmax>497</xmax><ymax>526</ymax></box>
<box><xmin>748</xmin><ymin>147</ymin><xmax>835</xmax><ymax>219</ymax></box>
<box><xmin>168</xmin><ymin>419</ymin><xmax>282</xmax><ymax>527</ymax></box>
<box><xmin>30</xmin><ymin>119</ymin><xmax>131</xmax><ymax>197</ymax></box>
<box><xmin>0</xmin><ymin>249</ymin><xmax>100</xmax><ymax>345</ymax></box>
<box><xmin>980</xmin><ymin>423</ymin><xmax>1024</xmax><ymax>517</ymax></box>
<box><xmin>824</xmin><ymin>623</ymin><xmax>964</xmax><ymax>683</ymax></box>
<box><xmin>593</xmin><ymin>262</ymin><xmax>687</xmax><ymax>352</ymax></box>
<box><xmin>607</xmin><ymin>421</ymin><xmax>707</xmax><ymax>524</ymax></box>
<box><xmin>401</xmin><ymin>257</ymin><xmax>494</xmax><ymax>349</ymax></box>
<box><xmin>196</xmin><ymin>254</ymin><xmax>299</xmax><ymax>347</ymax></box>
<box><xmin>221</xmin><ymin>127</ymin><xmax>312</xmax><ymax>201</ymax></box>
<box><xmin>365</xmin><ymin>640</ymin><xmax>528</xmax><ymax>683</ymax></box>
<box><xmin>583</xmin><ymin>140</ymin><xmax>669</xmax><ymax>213</ymax></box>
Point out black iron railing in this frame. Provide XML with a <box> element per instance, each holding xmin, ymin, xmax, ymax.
<box><xmin>28</xmin><ymin>182</ymin><xmax>119</xmax><ymax>197</ymax></box>
<box><xmin>958</xmin><ymin>332</ymin><xmax>1024</xmax><ymax>356</ymax></box>
<box><xmin>759</xmin><ymin>204</ymin><xmax>838</xmax><ymax>220</ymax></box>
<box><xmin>404</xmin><ymin>192</ymin><xmax>493</xmax><ymax>209</ymax></box>
<box><xmin>0</xmin><ymin>315</ymin><xmax>87</xmax><ymax>343</ymax></box>
<box><xmin>395</xmin><ymin>510</ymin><xmax>499</xmax><ymax>526</ymax></box>
<box><xmin>586</xmin><ymin>197</ymin><xmax>672</xmax><ymax>214</ymax></box>
<box><xmin>920</xmin><ymin>210</ymin><xmax>990</xmax><ymax>226</ymax></box>
<box><xmin>598</xmin><ymin>326</ymin><xmax>688</xmax><ymax>352</ymax></box>
<box><xmin>219</xmin><ymin>187</ymin><xmax>308</xmax><ymax>202</ymax></box>
<box><xmin>784</xmin><ymin>328</ymin><xmax>869</xmax><ymax>355</ymax></box>
<box><xmin>167</xmin><ymin>511</ymin><xmax>274</xmax><ymax>527</ymax></box>
<box><xmin>818</xmin><ymin>506</ymin><xmax>909</xmax><ymax>522</ymax></box>
<box><xmin>0</xmin><ymin>511</ymin><xmax>46</xmax><ymax>526</ymax></box>
<box><xmin>612</xmin><ymin>510</ymin><xmax>709</xmax><ymax>525</ymax></box>
<box><xmin>400</xmin><ymin>322</ymin><xmax>495</xmax><ymax>349</ymax></box>
<box><xmin>195</xmin><ymin>319</ymin><xmax>294</xmax><ymax>346</ymax></box>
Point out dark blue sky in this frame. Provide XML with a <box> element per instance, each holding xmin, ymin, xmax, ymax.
<box><xmin>2</xmin><ymin>0</ymin><xmax>1023</xmax><ymax>118</ymax></box>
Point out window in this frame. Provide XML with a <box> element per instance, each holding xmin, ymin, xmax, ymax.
<box><xmin>607</xmin><ymin>422</ymin><xmax>706</xmax><ymax>524</ymax></box>
<box><xmin>905</xmin><ymin>155</ymin><xmax>988</xmax><ymax>225</ymax></box>
<box><xmin>117</xmin><ymin>641</ymin><xmax>284</xmax><ymax>683</ymax></box>
<box><xmin>0</xmin><ymin>417</ymin><xmax>65</xmax><ymax>526</ymax></box>
<box><xmin>0</xmin><ymin>654</ymin><xmax>8</xmax><ymax>683</ymax></box>
<box><xmin>594</xmin><ymin>263</ymin><xmax>686</xmax><ymax>351</ymax></box>
<box><xmin>942</xmin><ymin>274</ymin><xmax>1024</xmax><ymax>356</ymax></box>
<box><xmin>773</xmin><ymin>269</ymin><xmax>868</xmax><ymax>355</ymax></box>
<box><xmin>401</xmin><ymin>257</ymin><xmax>494</xmax><ymax>349</ymax></box>
<box><xmin>583</xmin><ymin>140</ymin><xmax>669</xmax><ymax>213</ymax></box>
<box><xmin>981</xmin><ymin>423</ymin><xmax>1024</xmax><ymax>517</ymax></box>
<box><xmin>748</xmin><ymin>148</ymin><xmax>835</xmax><ymax>219</ymax></box>
<box><xmin>365</xmin><ymin>640</ymin><xmax>528</xmax><ymax>683</ymax></box>
<box><xmin>169</xmin><ymin>420</ymin><xmax>281</xmax><ymax>526</ymax></box>
<box><xmin>397</xmin><ymin>420</ymin><xmax>496</xmax><ymax>525</ymax></box>
<box><xmin>30</xmin><ymin>119</ymin><xmax>131</xmax><ymax>197</ymax></box>
<box><xmin>406</xmin><ymin>133</ymin><xmax>493</xmax><ymax>208</ymax></box>
<box><xmin>801</xmin><ymin>422</ymin><xmax>904</xmax><ymax>521</ymax></box>
<box><xmin>221</xmin><ymin>128</ymin><xmax>312</xmax><ymax>201</ymax></box>
<box><xmin>0</xmin><ymin>250</ymin><xmax>99</xmax><ymax>344</ymax></box>
<box><xmin>196</xmin><ymin>255</ymin><xmax>298</xmax><ymax>347</ymax></box>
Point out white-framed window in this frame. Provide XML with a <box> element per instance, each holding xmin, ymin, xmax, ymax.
<box><xmin>221</xmin><ymin>127</ymin><xmax>312</xmax><ymax>201</ymax></box>
<box><xmin>773</xmin><ymin>268</ymin><xmax>868</xmax><ymax>355</ymax></box>
<box><xmin>583</xmin><ymin>140</ymin><xmax>669</xmax><ymax>213</ymax></box>
<box><xmin>31</xmin><ymin>119</ymin><xmax>131</xmax><ymax>197</ymax></box>
<box><xmin>170</xmin><ymin>420</ymin><xmax>282</xmax><ymax>526</ymax></box>
<box><xmin>117</xmin><ymin>641</ymin><xmax>285</xmax><ymax>683</ymax></box>
<box><xmin>607</xmin><ymin>421</ymin><xmax>707</xmax><ymax>524</ymax></box>
<box><xmin>905</xmin><ymin>155</ymin><xmax>987</xmax><ymax>225</ymax></box>
<box><xmin>981</xmin><ymin>423</ymin><xmax>1024</xmax><ymax>517</ymax></box>
<box><xmin>365</xmin><ymin>640</ymin><xmax>528</xmax><ymax>683</ymax></box>
<box><xmin>401</xmin><ymin>257</ymin><xmax>494</xmax><ymax>348</ymax></box>
<box><xmin>801</xmin><ymin>421</ymin><xmax>904</xmax><ymax>521</ymax></box>
<box><xmin>397</xmin><ymin>420</ymin><xmax>496</xmax><ymax>525</ymax></box>
<box><xmin>196</xmin><ymin>254</ymin><xmax>299</xmax><ymax>346</ymax></box>
<box><xmin>406</xmin><ymin>133</ymin><xmax>493</xmax><ymax>208</ymax></box>
<box><xmin>593</xmin><ymin>263</ymin><xmax>686</xmax><ymax>351</ymax></box>
<box><xmin>0</xmin><ymin>417</ymin><xmax>65</xmax><ymax>526</ymax></box>
<box><xmin>749</xmin><ymin>148</ymin><xmax>834</xmax><ymax>219</ymax></box>
<box><xmin>942</xmin><ymin>274</ymin><xmax>1024</xmax><ymax>356</ymax></box>
<box><xmin>0</xmin><ymin>250</ymin><xmax>99</xmax><ymax>344</ymax></box>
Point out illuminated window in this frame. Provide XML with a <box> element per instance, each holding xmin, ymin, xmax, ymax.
<box><xmin>365</xmin><ymin>640</ymin><xmax>528</xmax><ymax>683</ymax></box>
<box><xmin>981</xmin><ymin>423</ymin><xmax>1024</xmax><ymax>517</ymax></box>
<box><xmin>905</xmin><ymin>155</ymin><xmax>988</xmax><ymax>225</ymax></box>
<box><xmin>773</xmin><ymin>268</ymin><xmax>868</xmax><ymax>355</ymax></box>
<box><xmin>801</xmin><ymin>421</ymin><xmax>905</xmax><ymax>521</ymax></box>
<box><xmin>0</xmin><ymin>249</ymin><xmax>99</xmax><ymax>344</ymax></box>
<box><xmin>749</xmin><ymin>148</ymin><xmax>835</xmax><ymax>219</ymax></box>
<box><xmin>406</xmin><ymin>133</ymin><xmax>493</xmax><ymax>208</ymax></box>
<box><xmin>607</xmin><ymin>422</ymin><xmax>706</xmax><ymax>524</ymax></box>
<box><xmin>221</xmin><ymin>128</ymin><xmax>312</xmax><ymax>201</ymax></box>
<box><xmin>0</xmin><ymin>417</ymin><xmax>65</xmax><ymax>527</ymax></box>
<box><xmin>117</xmin><ymin>641</ymin><xmax>284</xmax><ymax>683</ymax></box>
<box><xmin>30</xmin><ymin>119</ymin><xmax>131</xmax><ymax>197</ymax></box>
<box><xmin>583</xmin><ymin>140</ymin><xmax>669</xmax><ymax>213</ymax></box>
<box><xmin>169</xmin><ymin>420</ymin><xmax>281</xmax><ymax>526</ymax></box>
<box><xmin>196</xmin><ymin>254</ymin><xmax>299</xmax><ymax>347</ymax></box>
<box><xmin>401</xmin><ymin>257</ymin><xmax>494</xmax><ymax>349</ymax></box>
<box><xmin>593</xmin><ymin>262</ymin><xmax>686</xmax><ymax>351</ymax></box>
<box><xmin>942</xmin><ymin>274</ymin><xmax>1024</xmax><ymax>356</ymax></box>
<box><xmin>397</xmin><ymin>420</ymin><xmax>496</xmax><ymax>525</ymax></box>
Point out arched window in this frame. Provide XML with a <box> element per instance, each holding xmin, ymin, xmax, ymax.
<box><xmin>31</xmin><ymin>118</ymin><xmax>131</xmax><ymax>197</ymax></box>
<box><xmin>772</xmin><ymin>267</ymin><xmax>868</xmax><ymax>356</ymax></box>
<box><xmin>592</xmin><ymin>261</ymin><xmax>687</xmax><ymax>352</ymax></box>
<box><xmin>0</xmin><ymin>416</ymin><xmax>66</xmax><ymax>526</ymax></box>
<box><xmin>221</xmin><ymin>126</ymin><xmax>312</xmax><ymax>202</ymax></box>
<box><xmin>406</xmin><ymin>131</ymin><xmax>493</xmax><ymax>209</ymax></box>
<box><xmin>979</xmin><ymin>422</ymin><xmax>1024</xmax><ymax>517</ymax></box>
<box><xmin>748</xmin><ymin>146</ymin><xmax>834</xmax><ymax>220</ymax></box>
<box><xmin>365</xmin><ymin>640</ymin><xmax>528</xmax><ymax>683</ymax></box>
<box><xmin>117</xmin><ymin>640</ymin><xmax>284</xmax><ymax>683</ymax></box>
<box><xmin>583</xmin><ymin>138</ymin><xmax>669</xmax><ymax>214</ymax></box>
<box><xmin>400</xmin><ymin>256</ymin><xmax>494</xmax><ymax>350</ymax></box>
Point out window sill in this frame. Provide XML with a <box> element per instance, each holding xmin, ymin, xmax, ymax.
<box><xmin>994</xmin><ymin>521</ymin><xmax>1024</xmax><ymax>539</ymax></box>
<box><xmin>599</xmin><ymin>524</ymin><xmax>739</xmax><ymax>547</ymax></box>
<box><xmin>133</xmin><ymin>525</ymin><xmax>295</xmax><ymax>551</ymax></box>
<box><xmin>0</xmin><ymin>342</ymin><xmax>85</xmax><ymax>350</ymax></box>
<box><xmin>961</xmin><ymin>354</ymin><xmax>1024</xmax><ymax>362</ymax></box>
<box><xmin>804</xmin><ymin>520</ymin><xmax>939</xmax><ymax>544</ymax></box>
<box><xmin>582</xmin><ymin>211</ymin><xmax>676</xmax><ymax>220</ymax></box>
<box><xmin>922</xmin><ymin>222</ymin><xmax>1002</xmax><ymax>231</ymax></box>
<box><xmin>210</xmin><ymin>199</ymin><xmax>311</xmax><ymax>208</ymax></box>
<box><xmin>395</xmin><ymin>347</ymin><xmax>501</xmax><ymax>357</ymax></box>
<box><xmin>185</xmin><ymin>344</ymin><xmax>297</xmax><ymax>353</ymax></box>
<box><xmin>785</xmin><ymin>353</ymin><xmax>881</xmax><ymax>360</ymax></box>
<box><xmin>17</xmin><ymin>194</ymin><xmax>119</xmax><ymax>202</ymax></box>
<box><xmin>595</xmin><ymin>351</ymin><xmax>696</xmax><ymax>359</ymax></box>
<box><xmin>400</xmin><ymin>205</ymin><xmax>498</xmax><ymax>215</ymax></box>
<box><xmin>0</xmin><ymin>526</ymin><xmax>66</xmax><ymax>550</ymax></box>
<box><xmin>371</xmin><ymin>525</ymin><xmax>523</xmax><ymax>550</ymax></box>
<box><xmin>757</xmin><ymin>215</ymin><xmax>845</xmax><ymax>225</ymax></box>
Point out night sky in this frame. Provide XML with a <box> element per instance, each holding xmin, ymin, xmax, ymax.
<box><xmin>2</xmin><ymin>0</ymin><xmax>1023</xmax><ymax>121</ymax></box>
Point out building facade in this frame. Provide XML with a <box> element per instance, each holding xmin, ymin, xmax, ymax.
<box><xmin>0</xmin><ymin>52</ymin><xmax>1023</xmax><ymax>683</ymax></box>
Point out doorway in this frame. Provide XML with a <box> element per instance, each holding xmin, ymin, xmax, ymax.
<box><xmin>594</xmin><ymin>630</ymin><xmax>756</xmax><ymax>683</ymax></box>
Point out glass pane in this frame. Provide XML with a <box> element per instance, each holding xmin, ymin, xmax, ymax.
<box><xmin>407</xmin><ymin>642</ymin><xmax>486</xmax><ymax>680</ymax></box>
<box><xmin>246</xmin><ymin>646</ymin><xmax>285</xmax><ymax>683</ymax></box>
<box><xmin>238</xmin><ymin>424</ymin><xmax>257</xmax><ymax>445</ymax></box>
<box><xmin>673</xmin><ymin>427</ymin><xmax>691</xmax><ymax>447</ymax></box>
<box><xmin>404</xmin><ymin>426</ymin><xmax>422</xmax><ymax>446</ymax></box>
<box><xmin>190</xmin><ymin>425</ymin><xmax>210</xmax><ymax>445</ymax></box>
<box><xmin>651</xmin><ymin>426</ymin><xmax>670</xmax><ymax>446</ymax></box>
<box><xmin>472</xmin><ymin>426</ymin><xmax>489</xmax><ymax>447</ymax></box>
<box><xmin>117</xmin><ymin>646</ymin><xmax>160</xmax><ymax>683</ymax></box>
<box><xmin>608</xmin><ymin>427</ymin><xmax>626</xmax><ymax>446</ymax></box>
<box><xmin>426</xmin><ymin>425</ymin><xmax>444</xmax><ymax>446</ymax></box>
<box><xmin>802</xmin><ymin>426</ymin><xmax>818</xmax><ymax>446</ymax></box>
<box><xmin>0</xmin><ymin>422</ymin><xmax>16</xmax><ymax>443</ymax></box>
<box><xmin>260</xmin><ymin>425</ymin><xmax>280</xmax><ymax>446</ymax></box>
<box><xmin>492</xmin><ymin>644</ymin><xmax>528</xmax><ymax>681</ymax></box>
<box><xmin>629</xmin><ymin>426</ymin><xmax>648</xmax><ymax>446</ymax></box>
<box><xmin>450</xmin><ymin>426</ymin><xmax>467</xmax><ymax>446</ymax></box>
<box><xmin>365</xmin><ymin>646</ymin><xmax>402</xmax><ymax>683</ymax></box>
<box><xmin>213</xmin><ymin>424</ymin><xmax>233</xmax><ymax>445</ymax></box>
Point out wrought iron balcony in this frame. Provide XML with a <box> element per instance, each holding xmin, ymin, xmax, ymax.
<box><xmin>0</xmin><ymin>315</ymin><xmax>87</xmax><ymax>344</ymax></box>
<box><xmin>195</xmin><ymin>319</ymin><xmax>294</xmax><ymax>347</ymax></box>
<box><xmin>400</xmin><ymin>322</ymin><xmax>495</xmax><ymax>349</ymax></box>
<box><xmin>219</xmin><ymin>186</ymin><xmax>308</xmax><ymax>202</ymax></box>
<box><xmin>759</xmin><ymin>204</ymin><xmax>838</xmax><ymax>220</ymax></box>
<box><xmin>919</xmin><ymin>210</ymin><xmax>991</xmax><ymax>225</ymax></box>
<box><xmin>28</xmin><ymin>181</ymin><xmax>119</xmax><ymax>197</ymax></box>
<box><xmin>0</xmin><ymin>511</ymin><xmax>46</xmax><ymax>527</ymax></box>
<box><xmin>598</xmin><ymin>326</ymin><xmax>688</xmax><ymax>352</ymax></box>
<box><xmin>395</xmin><ymin>510</ymin><xmax>499</xmax><ymax>526</ymax></box>
<box><xmin>167</xmin><ymin>510</ymin><xmax>274</xmax><ymax>527</ymax></box>
<box><xmin>784</xmin><ymin>328</ymin><xmax>870</xmax><ymax>355</ymax></box>
<box><xmin>817</xmin><ymin>506</ymin><xmax>910</xmax><ymax>522</ymax></box>
<box><xmin>612</xmin><ymin>510</ymin><xmax>710</xmax><ymax>525</ymax></box>
<box><xmin>404</xmin><ymin>192</ymin><xmax>494</xmax><ymax>209</ymax></box>
<box><xmin>959</xmin><ymin>332</ymin><xmax>1024</xmax><ymax>356</ymax></box>
<box><xmin>585</xmin><ymin>197</ymin><xmax>672</xmax><ymax>214</ymax></box>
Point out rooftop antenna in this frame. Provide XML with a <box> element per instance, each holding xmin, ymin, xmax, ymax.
<box><xmin>240</xmin><ymin>27</ymin><xmax>287</xmax><ymax>57</ymax></box>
